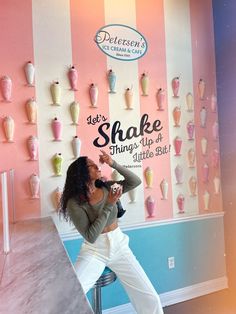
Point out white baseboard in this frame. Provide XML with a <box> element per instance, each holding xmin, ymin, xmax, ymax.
<box><xmin>103</xmin><ymin>276</ymin><xmax>228</xmax><ymax>314</ymax></box>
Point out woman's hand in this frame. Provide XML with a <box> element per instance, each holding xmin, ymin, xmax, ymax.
<box><xmin>99</xmin><ymin>149</ymin><xmax>113</xmax><ymax>166</ymax></box>
<box><xmin>106</xmin><ymin>187</ymin><xmax>123</xmax><ymax>205</ymax></box>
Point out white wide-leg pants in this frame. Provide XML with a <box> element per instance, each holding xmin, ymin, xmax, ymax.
<box><xmin>74</xmin><ymin>227</ymin><xmax>163</xmax><ymax>314</ymax></box>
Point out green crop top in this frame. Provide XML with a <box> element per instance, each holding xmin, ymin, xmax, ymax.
<box><xmin>67</xmin><ymin>161</ymin><xmax>141</xmax><ymax>243</ymax></box>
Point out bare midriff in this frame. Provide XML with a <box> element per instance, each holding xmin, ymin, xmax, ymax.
<box><xmin>102</xmin><ymin>221</ymin><xmax>118</xmax><ymax>233</ymax></box>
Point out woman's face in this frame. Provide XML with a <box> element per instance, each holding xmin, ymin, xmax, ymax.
<box><xmin>86</xmin><ymin>158</ymin><xmax>101</xmax><ymax>181</ymax></box>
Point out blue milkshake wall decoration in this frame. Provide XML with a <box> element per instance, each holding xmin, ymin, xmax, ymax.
<box><xmin>107</xmin><ymin>69</ymin><xmax>116</xmax><ymax>93</ymax></box>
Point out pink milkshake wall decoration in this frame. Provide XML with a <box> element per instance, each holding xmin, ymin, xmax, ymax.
<box><xmin>146</xmin><ymin>196</ymin><xmax>155</xmax><ymax>218</ymax></box>
<box><xmin>201</xmin><ymin>137</ymin><xmax>208</xmax><ymax>156</ymax></box>
<box><xmin>0</xmin><ymin>76</ymin><xmax>12</xmax><ymax>102</ymax></box>
<box><xmin>156</xmin><ymin>88</ymin><xmax>165</xmax><ymax>111</ymax></box>
<box><xmin>144</xmin><ymin>167</ymin><xmax>153</xmax><ymax>188</ymax></box>
<box><xmin>26</xmin><ymin>98</ymin><xmax>37</xmax><ymax>124</ymax></box>
<box><xmin>175</xmin><ymin>164</ymin><xmax>183</xmax><ymax>184</ymax></box>
<box><xmin>187</xmin><ymin>120</ymin><xmax>195</xmax><ymax>140</ymax></box>
<box><xmin>174</xmin><ymin>136</ymin><xmax>182</xmax><ymax>156</ymax></box>
<box><xmin>186</xmin><ymin>92</ymin><xmax>193</xmax><ymax>111</ymax></box>
<box><xmin>189</xmin><ymin>176</ymin><xmax>197</xmax><ymax>196</ymax></box>
<box><xmin>160</xmin><ymin>179</ymin><xmax>168</xmax><ymax>200</ymax></box>
<box><xmin>171</xmin><ymin>76</ymin><xmax>180</xmax><ymax>98</ymax></box>
<box><xmin>27</xmin><ymin>136</ymin><xmax>39</xmax><ymax>161</ymax></box>
<box><xmin>173</xmin><ymin>106</ymin><xmax>181</xmax><ymax>127</ymax></box>
<box><xmin>212</xmin><ymin>121</ymin><xmax>219</xmax><ymax>140</ymax></box>
<box><xmin>187</xmin><ymin>148</ymin><xmax>195</xmax><ymax>168</ymax></box>
<box><xmin>72</xmin><ymin>136</ymin><xmax>81</xmax><ymax>159</ymax></box>
<box><xmin>89</xmin><ymin>83</ymin><xmax>98</xmax><ymax>108</ymax></box>
<box><xmin>198</xmin><ymin>79</ymin><xmax>206</xmax><ymax>100</ymax></box>
<box><xmin>211</xmin><ymin>94</ymin><xmax>217</xmax><ymax>113</ymax></box>
<box><xmin>70</xmin><ymin>101</ymin><xmax>80</xmax><ymax>125</ymax></box>
<box><xmin>177</xmin><ymin>193</ymin><xmax>185</xmax><ymax>213</ymax></box>
<box><xmin>52</xmin><ymin>153</ymin><xmax>63</xmax><ymax>176</ymax></box>
<box><xmin>29</xmin><ymin>174</ymin><xmax>40</xmax><ymax>199</ymax></box>
<box><xmin>107</xmin><ymin>69</ymin><xmax>116</xmax><ymax>93</ymax></box>
<box><xmin>24</xmin><ymin>61</ymin><xmax>35</xmax><ymax>86</ymax></box>
<box><xmin>52</xmin><ymin>118</ymin><xmax>62</xmax><ymax>141</ymax></box>
<box><xmin>202</xmin><ymin>163</ymin><xmax>209</xmax><ymax>183</ymax></box>
<box><xmin>68</xmin><ymin>65</ymin><xmax>78</xmax><ymax>91</ymax></box>
<box><xmin>140</xmin><ymin>72</ymin><xmax>149</xmax><ymax>96</ymax></box>
<box><xmin>50</xmin><ymin>81</ymin><xmax>61</xmax><ymax>106</ymax></box>
<box><xmin>212</xmin><ymin>149</ymin><xmax>219</xmax><ymax>168</ymax></box>
<box><xmin>124</xmin><ymin>87</ymin><xmax>133</xmax><ymax>110</ymax></box>
<box><xmin>3</xmin><ymin>116</ymin><xmax>14</xmax><ymax>142</ymax></box>
<box><xmin>200</xmin><ymin>107</ymin><xmax>207</xmax><ymax>128</ymax></box>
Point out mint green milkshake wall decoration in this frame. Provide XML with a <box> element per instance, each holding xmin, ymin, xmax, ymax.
<box><xmin>107</xmin><ymin>69</ymin><xmax>116</xmax><ymax>94</ymax></box>
<box><xmin>52</xmin><ymin>153</ymin><xmax>63</xmax><ymax>176</ymax></box>
<box><xmin>140</xmin><ymin>72</ymin><xmax>149</xmax><ymax>96</ymax></box>
<box><xmin>70</xmin><ymin>101</ymin><xmax>80</xmax><ymax>125</ymax></box>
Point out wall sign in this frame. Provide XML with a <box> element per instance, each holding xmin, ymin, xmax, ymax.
<box><xmin>94</xmin><ymin>24</ymin><xmax>148</xmax><ymax>61</ymax></box>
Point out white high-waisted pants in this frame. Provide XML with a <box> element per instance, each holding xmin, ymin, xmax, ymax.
<box><xmin>74</xmin><ymin>227</ymin><xmax>163</xmax><ymax>314</ymax></box>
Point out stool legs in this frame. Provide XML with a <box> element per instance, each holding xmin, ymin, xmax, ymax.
<box><xmin>92</xmin><ymin>286</ymin><xmax>102</xmax><ymax>314</ymax></box>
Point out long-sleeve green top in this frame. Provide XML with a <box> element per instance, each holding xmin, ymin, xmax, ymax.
<box><xmin>67</xmin><ymin>161</ymin><xmax>141</xmax><ymax>243</ymax></box>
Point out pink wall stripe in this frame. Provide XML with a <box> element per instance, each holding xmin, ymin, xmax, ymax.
<box><xmin>136</xmin><ymin>0</ymin><xmax>173</xmax><ymax>220</ymax></box>
<box><xmin>0</xmin><ymin>0</ymin><xmax>40</xmax><ymax>221</ymax></box>
<box><xmin>70</xmin><ymin>0</ymin><xmax>110</xmax><ymax>167</ymax></box>
<box><xmin>190</xmin><ymin>0</ymin><xmax>223</xmax><ymax>213</ymax></box>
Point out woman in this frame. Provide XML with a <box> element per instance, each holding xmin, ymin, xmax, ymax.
<box><xmin>60</xmin><ymin>150</ymin><xmax>164</xmax><ymax>314</ymax></box>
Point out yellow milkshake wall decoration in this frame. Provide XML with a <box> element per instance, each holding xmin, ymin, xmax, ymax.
<box><xmin>203</xmin><ymin>190</ymin><xmax>210</xmax><ymax>210</ymax></box>
<box><xmin>50</xmin><ymin>81</ymin><xmax>61</xmax><ymax>105</ymax></box>
<box><xmin>0</xmin><ymin>76</ymin><xmax>12</xmax><ymax>102</ymax></box>
<box><xmin>189</xmin><ymin>176</ymin><xmax>197</xmax><ymax>196</ymax></box>
<box><xmin>140</xmin><ymin>72</ymin><xmax>149</xmax><ymax>96</ymax></box>
<box><xmin>3</xmin><ymin>116</ymin><xmax>14</xmax><ymax>142</ymax></box>
<box><xmin>89</xmin><ymin>83</ymin><xmax>98</xmax><ymax>108</ymax></box>
<box><xmin>70</xmin><ymin>101</ymin><xmax>80</xmax><ymax>125</ymax></box>
<box><xmin>52</xmin><ymin>153</ymin><xmax>63</xmax><ymax>176</ymax></box>
<box><xmin>25</xmin><ymin>98</ymin><xmax>37</xmax><ymax>124</ymax></box>
<box><xmin>124</xmin><ymin>87</ymin><xmax>133</xmax><ymax>110</ymax></box>
<box><xmin>144</xmin><ymin>167</ymin><xmax>153</xmax><ymax>188</ymax></box>
<box><xmin>24</xmin><ymin>61</ymin><xmax>35</xmax><ymax>86</ymax></box>
<box><xmin>186</xmin><ymin>92</ymin><xmax>193</xmax><ymax>111</ymax></box>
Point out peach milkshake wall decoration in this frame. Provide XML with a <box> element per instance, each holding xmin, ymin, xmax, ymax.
<box><xmin>124</xmin><ymin>87</ymin><xmax>133</xmax><ymax>110</ymax></box>
<box><xmin>201</xmin><ymin>137</ymin><xmax>208</xmax><ymax>156</ymax></box>
<box><xmin>50</xmin><ymin>81</ymin><xmax>61</xmax><ymax>106</ymax></box>
<box><xmin>146</xmin><ymin>196</ymin><xmax>155</xmax><ymax>218</ymax></box>
<box><xmin>156</xmin><ymin>88</ymin><xmax>165</xmax><ymax>111</ymax></box>
<box><xmin>189</xmin><ymin>176</ymin><xmax>197</xmax><ymax>196</ymax></box>
<box><xmin>26</xmin><ymin>98</ymin><xmax>37</xmax><ymax>124</ymax></box>
<box><xmin>202</xmin><ymin>163</ymin><xmax>209</xmax><ymax>183</ymax></box>
<box><xmin>214</xmin><ymin>176</ymin><xmax>221</xmax><ymax>194</ymax></box>
<box><xmin>186</xmin><ymin>92</ymin><xmax>193</xmax><ymax>112</ymax></box>
<box><xmin>160</xmin><ymin>179</ymin><xmax>168</xmax><ymax>200</ymax></box>
<box><xmin>177</xmin><ymin>193</ymin><xmax>185</xmax><ymax>214</ymax></box>
<box><xmin>198</xmin><ymin>78</ymin><xmax>206</xmax><ymax>100</ymax></box>
<box><xmin>68</xmin><ymin>65</ymin><xmax>78</xmax><ymax>91</ymax></box>
<box><xmin>53</xmin><ymin>187</ymin><xmax>62</xmax><ymax>211</ymax></box>
<box><xmin>29</xmin><ymin>174</ymin><xmax>40</xmax><ymax>199</ymax></box>
<box><xmin>52</xmin><ymin>153</ymin><xmax>63</xmax><ymax>176</ymax></box>
<box><xmin>140</xmin><ymin>72</ymin><xmax>149</xmax><ymax>96</ymax></box>
<box><xmin>173</xmin><ymin>136</ymin><xmax>182</xmax><ymax>156</ymax></box>
<box><xmin>187</xmin><ymin>120</ymin><xmax>195</xmax><ymax>140</ymax></box>
<box><xmin>211</xmin><ymin>94</ymin><xmax>217</xmax><ymax>113</ymax></box>
<box><xmin>203</xmin><ymin>190</ymin><xmax>210</xmax><ymax>210</ymax></box>
<box><xmin>51</xmin><ymin>118</ymin><xmax>62</xmax><ymax>141</ymax></box>
<box><xmin>70</xmin><ymin>101</ymin><xmax>80</xmax><ymax>125</ymax></box>
<box><xmin>173</xmin><ymin>106</ymin><xmax>181</xmax><ymax>127</ymax></box>
<box><xmin>2</xmin><ymin>116</ymin><xmax>14</xmax><ymax>142</ymax></box>
<box><xmin>200</xmin><ymin>107</ymin><xmax>207</xmax><ymax>128</ymax></box>
<box><xmin>187</xmin><ymin>148</ymin><xmax>195</xmax><ymax>168</ymax></box>
<box><xmin>89</xmin><ymin>83</ymin><xmax>98</xmax><ymax>108</ymax></box>
<box><xmin>24</xmin><ymin>61</ymin><xmax>35</xmax><ymax>86</ymax></box>
<box><xmin>144</xmin><ymin>167</ymin><xmax>153</xmax><ymax>188</ymax></box>
<box><xmin>171</xmin><ymin>76</ymin><xmax>180</xmax><ymax>98</ymax></box>
<box><xmin>72</xmin><ymin>136</ymin><xmax>81</xmax><ymax>159</ymax></box>
<box><xmin>0</xmin><ymin>76</ymin><xmax>12</xmax><ymax>102</ymax></box>
<box><xmin>107</xmin><ymin>69</ymin><xmax>116</xmax><ymax>94</ymax></box>
<box><xmin>27</xmin><ymin>136</ymin><xmax>39</xmax><ymax>161</ymax></box>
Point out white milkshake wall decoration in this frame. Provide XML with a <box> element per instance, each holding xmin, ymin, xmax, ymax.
<box><xmin>160</xmin><ymin>179</ymin><xmax>168</xmax><ymax>200</ymax></box>
<box><xmin>50</xmin><ymin>81</ymin><xmax>61</xmax><ymax>106</ymax></box>
<box><xmin>89</xmin><ymin>83</ymin><xmax>98</xmax><ymax>108</ymax></box>
<box><xmin>68</xmin><ymin>65</ymin><xmax>78</xmax><ymax>91</ymax></box>
<box><xmin>27</xmin><ymin>136</ymin><xmax>39</xmax><ymax>161</ymax></box>
<box><xmin>72</xmin><ymin>136</ymin><xmax>81</xmax><ymax>159</ymax></box>
<box><xmin>24</xmin><ymin>61</ymin><xmax>35</xmax><ymax>86</ymax></box>
<box><xmin>0</xmin><ymin>76</ymin><xmax>12</xmax><ymax>102</ymax></box>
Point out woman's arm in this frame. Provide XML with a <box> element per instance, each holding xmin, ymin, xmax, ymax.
<box><xmin>67</xmin><ymin>198</ymin><xmax>113</xmax><ymax>243</ymax></box>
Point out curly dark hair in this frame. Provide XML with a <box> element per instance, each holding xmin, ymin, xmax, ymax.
<box><xmin>60</xmin><ymin>156</ymin><xmax>90</xmax><ymax>220</ymax></box>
